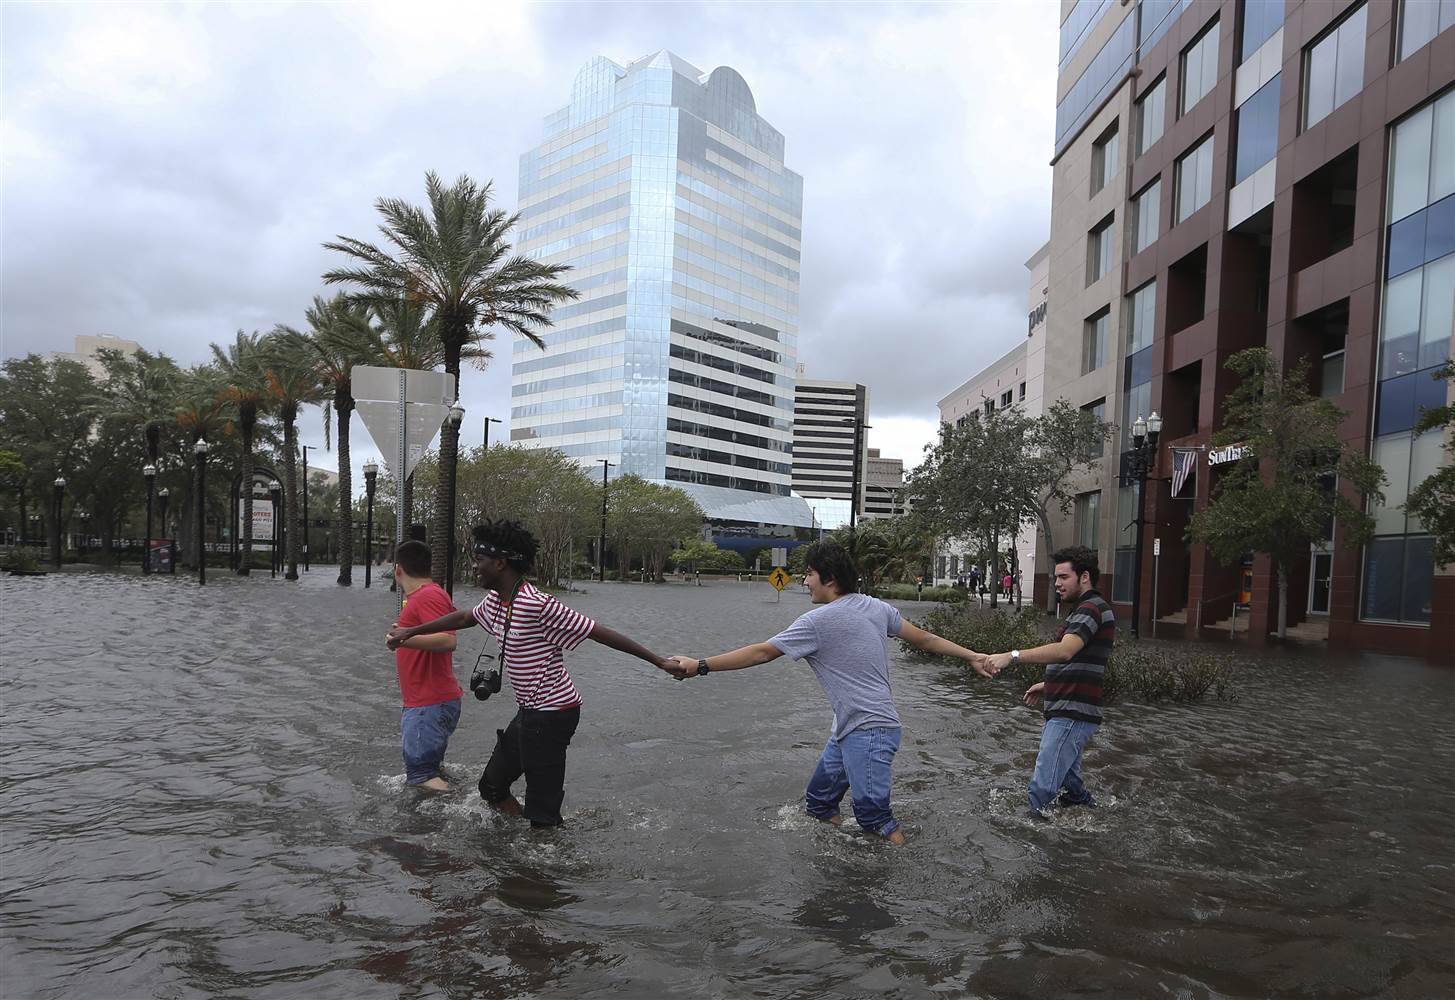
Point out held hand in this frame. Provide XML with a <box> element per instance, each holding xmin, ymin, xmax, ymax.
<box><xmin>385</xmin><ymin>624</ymin><xmax>411</xmax><ymax>650</ymax></box>
<box><xmin>1023</xmin><ymin>681</ymin><xmax>1045</xmax><ymax>706</ymax></box>
<box><xmin>967</xmin><ymin>652</ymin><xmax>999</xmax><ymax>679</ymax></box>
<box><xmin>986</xmin><ymin>651</ymin><xmax>1014</xmax><ymax>673</ymax></box>
<box><xmin>665</xmin><ymin>655</ymin><xmax>697</xmax><ymax>680</ymax></box>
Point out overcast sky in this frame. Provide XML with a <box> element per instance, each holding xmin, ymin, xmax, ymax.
<box><xmin>1</xmin><ymin>0</ymin><xmax>1057</xmax><ymax>487</ymax></box>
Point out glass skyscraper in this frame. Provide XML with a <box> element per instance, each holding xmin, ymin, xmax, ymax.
<box><xmin>513</xmin><ymin>51</ymin><xmax>813</xmax><ymax>531</ymax></box>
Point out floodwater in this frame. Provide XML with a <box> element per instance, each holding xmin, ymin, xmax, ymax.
<box><xmin>2</xmin><ymin>570</ymin><xmax>1452</xmax><ymax>999</ymax></box>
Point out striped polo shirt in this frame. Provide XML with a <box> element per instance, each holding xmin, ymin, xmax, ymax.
<box><xmin>1043</xmin><ymin>589</ymin><xmax>1115</xmax><ymax>724</ymax></box>
<box><xmin>472</xmin><ymin>581</ymin><xmax>596</xmax><ymax>712</ymax></box>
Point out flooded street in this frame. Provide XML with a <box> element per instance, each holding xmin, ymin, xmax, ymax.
<box><xmin>2</xmin><ymin>571</ymin><xmax>1452</xmax><ymax>999</ymax></box>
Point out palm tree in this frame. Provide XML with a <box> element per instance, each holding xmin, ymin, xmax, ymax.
<box><xmin>292</xmin><ymin>295</ymin><xmax>376</xmax><ymax>586</ymax></box>
<box><xmin>89</xmin><ymin>348</ymin><xmax>180</xmax><ymax>466</ymax></box>
<box><xmin>212</xmin><ymin>331</ymin><xmax>271</xmax><ymax>576</ymax></box>
<box><xmin>322</xmin><ymin>171</ymin><xmax>579</xmax><ymax>583</ymax></box>
<box><xmin>261</xmin><ymin>329</ymin><xmax>328</xmax><ymax>580</ymax></box>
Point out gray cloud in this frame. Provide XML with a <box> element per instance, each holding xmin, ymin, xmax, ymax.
<box><xmin>2</xmin><ymin>0</ymin><xmax>1056</xmax><ymax>474</ymax></box>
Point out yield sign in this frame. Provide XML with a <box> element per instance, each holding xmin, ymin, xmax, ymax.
<box><xmin>352</xmin><ymin>366</ymin><xmax>455</xmax><ymax>481</ymax></box>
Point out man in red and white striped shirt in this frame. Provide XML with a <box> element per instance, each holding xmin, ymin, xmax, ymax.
<box><xmin>387</xmin><ymin>519</ymin><xmax>673</xmax><ymax>827</ymax></box>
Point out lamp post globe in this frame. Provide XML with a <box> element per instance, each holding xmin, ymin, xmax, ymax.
<box><xmin>194</xmin><ymin>440</ymin><xmax>209</xmax><ymax>586</ymax></box>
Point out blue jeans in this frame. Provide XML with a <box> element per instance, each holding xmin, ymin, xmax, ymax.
<box><xmin>1028</xmin><ymin>716</ymin><xmax>1098</xmax><ymax>813</ymax></box>
<box><xmin>805</xmin><ymin>726</ymin><xmax>902</xmax><ymax>837</ymax></box>
<box><xmin>401</xmin><ymin>699</ymin><xmax>461</xmax><ymax>785</ymax></box>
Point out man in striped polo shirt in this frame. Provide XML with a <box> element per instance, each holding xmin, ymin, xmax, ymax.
<box><xmin>387</xmin><ymin>519</ymin><xmax>673</xmax><ymax>827</ymax></box>
<box><xmin>986</xmin><ymin>546</ymin><xmax>1114</xmax><ymax>816</ymax></box>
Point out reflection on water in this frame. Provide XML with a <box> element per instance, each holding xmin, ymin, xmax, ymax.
<box><xmin>2</xmin><ymin>571</ymin><xmax>1453</xmax><ymax>998</ymax></box>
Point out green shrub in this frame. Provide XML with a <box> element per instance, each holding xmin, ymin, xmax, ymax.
<box><xmin>903</xmin><ymin>603</ymin><xmax>1239</xmax><ymax>704</ymax></box>
<box><xmin>1</xmin><ymin>547</ymin><xmax>43</xmax><ymax>573</ymax></box>
<box><xmin>876</xmin><ymin>583</ymin><xmax>968</xmax><ymax>603</ymax></box>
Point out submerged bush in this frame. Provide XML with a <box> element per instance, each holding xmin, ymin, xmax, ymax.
<box><xmin>1</xmin><ymin>547</ymin><xmax>43</xmax><ymax>573</ymax></box>
<box><xmin>904</xmin><ymin>603</ymin><xmax>1239</xmax><ymax>703</ymax></box>
<box><xmin>876</xmin><ymin>583</ymin><xmax>968</xmax><ymax>603</ymax></box>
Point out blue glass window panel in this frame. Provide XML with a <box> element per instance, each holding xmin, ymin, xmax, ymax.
<box><xmin>1387</xmin><ymin>212</ymin><xmax>1426</xmax><ymax>278</ymax></box>
<box><xmin>1361</xmin><ymin>538</ymin><xmax>1406</xmax><ymax>620</ymax></box>
<box><xmin>1402</xmin><ymin>536</ymin><xmax>1435</xmax><ymax>622</ymax></box>
<box><xmin>1425</xmin><ymin>194</ymin><xmax>1455</xmax><ymax>262</ymax></box>
<box><xmin>1416</xmin><ymin>363</ymin><xmax>1449</xmax><ymax>421</ymax></box>
<box><xmin>1234</xmin><ymin>75</ymin><xmax>1281</xmax><ymax>183</ymax></box>
<box><xmin>1125</xmin><ymin>345</ymin><xmax>1155</xmax><ymax>389</ymax></box>
<box><xmin>1376</xmin><ymin>364</ymin><xmax>1449</xmax><ymax>435</ymax></box>
<box><xmin>1241</xmin><ymin>0</ymin><xmax>1285</xmax><ymax>59</ymax></box>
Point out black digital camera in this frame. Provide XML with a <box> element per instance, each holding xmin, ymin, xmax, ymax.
<box><xmin>469</xmin><ymin>665</ymin><xmax>503</xmax><ymax>701</ymax></box>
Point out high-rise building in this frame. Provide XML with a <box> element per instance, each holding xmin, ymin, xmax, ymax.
<box><xmin>792</xmin><ymin>371</ymin><xmax>868</xmax><ymax>529</ymax></box>
<box><xmin>1045</xmin><ymin>0</ymin><xmax>1452</xmax><ymax>657</ymax></box>
<box><xmin>862</xmin><ymin>448</ymin><xmax>907</xmax><ymax>521</ymax></box>
<box><xmin>513</xmin><ymin>52</ymin><xmax>814</xmax><ymax>543</ymax></box>
<box><xmin>47</xmin><ymin>334</ymin><xmax>141</xmax><ymax>379</ymax></box>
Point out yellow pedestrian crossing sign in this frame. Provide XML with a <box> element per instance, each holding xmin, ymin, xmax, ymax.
<box><xmin>769</xmin><ymin>567</ymin><xmax>792</xmax><ymax>590</ymax></box>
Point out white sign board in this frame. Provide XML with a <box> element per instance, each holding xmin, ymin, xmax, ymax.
<box><xmin>1153</xmin><ymin>537</ymin><xmax>1161</xmax><ymax>557</ymax></box>
<box><xmin>771</xmin><ymin>547</ymin><xmax>787</xmax><ymax>568</ymax></box>
<box><xmin>352</xmin><ymin>366</ymin><xmax>456</xmax><ymax>481</ymax></box>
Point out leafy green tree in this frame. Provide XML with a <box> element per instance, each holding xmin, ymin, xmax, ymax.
<box><xmin>211</xmin><ymin>331</ymin><xmax>273</xmax><ymax>575</ymax></box>
<box><xmin>1405</xmin><ymin>360</ymin><xmax>1455</xmax><ymax>566</ymax></box>
<box><xmin>908</xmin><ymin>406</ymin><xmax>1042</xmax><ymax>608</ymax></box>
<box><xmin>1188</xmin><ymin>348</ymin><xmax>1385</xmax><ymax>638</ymax></box>
<box><xmin>89</xmin><ymin>348</ymin><xmax>181</xmax><ymax>467</ymax></box>
<box><xmin>0</xmin><ymin>449</ymin><xmax>27</xmax><ymax>540</ymax></box>
<box><xmin>1029</xmin><ymin>399</ymin><xmax>1114</xmax><ymax>610</ymax></box>
<box><xmin>669</xmin><ymin>537</ymin><xmax>744</xmax><ymax>578</ymax></box>
<box><xmin>606</xmin><ymin>475</ymin><xmax>704</xmax><ymax>582</ymax></box>
<box><xmin>0</xmin><ymin>355</ymin><xmax>97</xmax><ymax>553</ymax></box>
<box><xmin>323</xmin><ymin>172</ymin><xmax>579</xmax><ymax>585</ymax></box>
<box><xmin>261</xmin><ymin>330</ymin><xmax>328</xmax><ymax>580</ymax></box>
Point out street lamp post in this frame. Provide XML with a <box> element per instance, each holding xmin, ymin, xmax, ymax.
<box><xmin>840</xmin><ymin>416</ymin><xmax>872</xmax><ymax>534</ymax></box>
<box><xmin>143</xmin><ymin>463</ymin><xmax>157</xmax><ymax>574</ymax></box>
<box><xmin>78</xmin><ymin>511</ymin><xmax>90</xmax><ymax>559</ymax></box>
<box><xmin>300</xmin><ymin>444</ymin><xmax>310</xmax><ymax>572</ymax></box>
<box><xmin>444</xmin><ymin>404</ymin><xmax>465</xmax><ymax>598</ymax></box>
<box><xmin>597</xmin><ymin>459</ymin><xmax>613</xmax><ymax>581</ymax></box>
<box><xmin>195</xmin><ymin>440</ymin><xmax>208</xmax><ymax>586</ymax></box>
<box><xmin>363</xmin><ymin>459</ymin><xmax>378</xmax><ymax>589</ymax></box>
<box><xmin>269</xmin><ymin>480</ymin><xmax>282</xmax><ymax>578</ymax></box>
<box><xmin>158</xmin><ymin>489</ymin><xmax>170</xmax><ymax>538</ymax></box>
<box><xmin>51</xmin><ymin>477</ymin><xmax>66</xmax><ymax>569</ymax></box>
<box><xmin>483</xmin><ymin>416</ymin><xmax>502</xmax><ymax>451</ymax></box>
<box><xmin>1126</xmin><ymin>411</ymin><xmax>1162</xmax><ymax>639</ymax></box>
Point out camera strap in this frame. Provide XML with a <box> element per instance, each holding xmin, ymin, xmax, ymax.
<box><xmin>489</xmin><ymin>577</ymin><xmax>526</xmax><ymax>673</ymax></box>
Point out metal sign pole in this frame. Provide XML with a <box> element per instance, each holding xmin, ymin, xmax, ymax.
<box><xmin>396</xmin><ymin>370</ymin><xmax>407</xmax><ymax>616</ymax></box>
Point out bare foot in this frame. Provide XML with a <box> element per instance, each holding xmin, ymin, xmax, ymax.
<box><xmin>885</xmin><ymin>829</ymin><xmax>907</xmax><ymax>846</ymax></box>
<box><xmin>419</xmin><ymin>776</ymin><xmax>450</xmax><ymax>792</ymax></box>
<box><xmin>490</xmin><ymin>795</ymin><xmax>524</xmax><ymax>817</ymax></box>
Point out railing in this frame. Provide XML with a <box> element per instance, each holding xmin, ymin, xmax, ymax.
<box><xmin>1193</xmin><ymin>590</ymin><xmax>1245</xmax><ymax>634</ymax></box>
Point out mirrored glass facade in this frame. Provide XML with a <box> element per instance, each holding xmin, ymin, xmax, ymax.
<box><xmin>514</xmin><ymin>52</ymin><xmax>806</xmax><ymax>522</ymax></box>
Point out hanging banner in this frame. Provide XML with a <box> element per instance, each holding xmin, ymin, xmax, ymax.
<box><xmin>1171</xmin><ymin>447</ymin><xmax>1199</xmax><ymax>499</ymax></box>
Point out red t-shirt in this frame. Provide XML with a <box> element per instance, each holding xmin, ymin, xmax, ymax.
<box><xmin>396</xmin><ymin>582</ymin><xmax>464</xmax><ymax>708</ymax></box>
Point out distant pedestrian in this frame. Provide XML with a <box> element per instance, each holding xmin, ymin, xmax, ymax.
<box><xmin>1002</xmin><ymin>570</ymin><xmax>1013</xmax><ymax>598</ymax></box>
<box><xmin>985</xmin><ymin>546</ymin><xmax>1114</xmax><ymax>816</ymax></box>
<box><xmin>665</xmin><ymin>539</ymin><xmax>998</xmax><ymax>844</ymax></box>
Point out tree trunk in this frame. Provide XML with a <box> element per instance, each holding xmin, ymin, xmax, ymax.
<box><xmin>336</xmin><ymin>393</ymin><xmax>354</xmax><ymax>586</ymax></box>
<box><xmin>1276</xmin><ymin>561</ymin><xmax>1288</xmax><ymax>639</ymax></box>
<box><xmin>17</xmin><ymin>484</ymin><xmax>26</xmax><ymax>548</ymax></box>
<box><xmin>1038</xmin><ymin>511</ymin><xmax>1058</xmax><ymax>613</ymax></box>
<box><xmin>403</xmin><ymin>472</ymin><xmax>414</xmax><ymax>529</ymax></box>
<box><xmin>988</xmin><ymin>530</ymin><xmax>999</xmax><ymax>609</ymax></box>
<box><xmin>431</xmin><ymin>346</ymin><xmax>463</xmax><ymax>585</ymax></box>
<box><xmin>239</xmin><ymin>424</ymin><xmax>254</xmax><ymax>576</ymax></box>
<box><xmin>284</xmin><ymin>414</ymin><xmax>300</xmax><ymax>580</ymax></box>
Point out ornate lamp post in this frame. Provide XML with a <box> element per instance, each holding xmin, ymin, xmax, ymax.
<box><xmin>51</xmin><ymin>476</ymin><xmax>66</xmax><ymax>569</ymax></box>
<box><xmin>444</xmin><ymin>405</ymin><xmax>465</xmax><ymax>597</ymax></box>
<box><xmin>78</xmin><ymin>511</ymin><xmax>90</xmax><ymax>559</ymax></box>
<box><xmin>158</xmin><ymin>488</ymin><xmax>170</xmax><ymax>539</ymax></box>
<box><xmin>268</xmin><ymin>480</ymin><xmax>282</xmax><ymax>578</ymax></box>
<box><xmin>143</xmin><ymin>463</ymin><xmax>157</xmax><ymax>574</ymax></box>
<box><xmin>301</xmin><ymin>444</ymin><xmax>311</xmax><ymax>572</ymax></box>
<box><xmin>363</xmin><ymin>459</ymin><xmax>378</xmax><ymax>589</ymax></box>
<box><xmin>1126</xmin><ymin>411</ymin><xmax>1162</xmax><ymax>639</ymax></box>
<box><xmin>195</xmin><ymin>440</ymin><xmax>208</xmax><ymax>586</ymax></box>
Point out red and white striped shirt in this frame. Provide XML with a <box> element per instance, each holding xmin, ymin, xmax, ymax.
<box><xmin>472</xmin><ymin>580</ymin><xmax>595</xmax><ymax>711</ymax></box>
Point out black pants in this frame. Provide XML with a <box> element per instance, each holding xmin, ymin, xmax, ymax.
<box><xmin>479</xmin><ymin>707</ymin><xmax>581</xmax><ymax>827</ymax></box>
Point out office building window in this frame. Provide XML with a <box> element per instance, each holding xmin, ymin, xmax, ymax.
<box><xmin>1127</xmin><ymin>281</ymin><xmax>1157</xmax><ymax>354</ymax></box>
<box><xmin>1092</xmin><ymin>123</ymin><xmax>1121</xmax><ymax>195</ymax></box>
<box><xmin>1241</xmin><ymin>0</ymin><xmax>1286</xmax><ymax>59</ymax></box>
<box><xmin>1175</xmin><ymin>134</ymin><xmax>1216</xmax><ymax>222</ymax></box>
<box><xmin>1084</xmin><ymin>309</ymin><xmax>1111</xmax><ymax>374</ymax></box>
<box><xmin>1388</xmin><ymin>89</ymin><xmax>1455</xmax><ymax>226</ymax></box>
<box><xmin>1398</xmin><ymin>0</ymin><xmax>1455</xmax><ymax>61</ymax></box>
<box><xmin>1234</xmin><ymin>74</ymin><xmax>1282</xmax><ymax>183</ymax></box>
<box><xmin>1113</xmin><ymin>483</ymin><xmax>1139</xmax><ymax>602</ymax></box>
<box><xmin>1181</xmin><ymin>20</ymin><xmax>1221</xmax><ymax>115</ymax></box>
<box><xmin>1082</xmin><ymin>398</ymin><xmax>1107</xmax><ymax>458</ymax></box>
<box><xmin>1137</xmin><ymin>76</ymin><xmax>1167</xmax><ymax>156</ymax></box>
<box><xmin>1304</xmin><ymin>3</ymin><xmax>1367</xmax><ymax>129</ymax></box>
<box><xmin>1131</xmin><ymin>178</ymin><xmax>1161</xmax><ymax>254</ymax></box>
<box><xmin>1019</xmin><ymin>381</ymin><xmax>1027</xmax><ymax>400</ymax></box>
<box><xmin>1121</xmin><ymin>380</ymin><xmax>1153</xmax><ymax>452</ymax></box>
<box><xmin>1001</xmin><ymin>389</ymin><xmax>1013</xmax><ymax>407</ymax></box>
<box><xmin>1075</xmin><ymin>490</ymin><xmax>1102</xmax><ymax>549</ymax></box>
<box><xmin>1088</xmin><ymin>214</ymin><xmax>1116</xmax><ymax>283</ymax></box>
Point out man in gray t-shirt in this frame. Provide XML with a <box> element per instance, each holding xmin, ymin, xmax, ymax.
<box><xmin>668</xmin><ymin>540</ymin><xmax>997</xmax><ymax>844</ymax></box>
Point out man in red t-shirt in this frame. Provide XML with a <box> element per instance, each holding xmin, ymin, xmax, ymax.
<box><xmin>386</xmin><ymin>540</ymin><xmax>462</xmax><ymax>791</ymax></box>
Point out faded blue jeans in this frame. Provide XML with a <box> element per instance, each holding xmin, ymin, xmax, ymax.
<box><xmin>805</xmin><ymin>726</ymin><xmax>902</xmax><ymax>837</ymax></box>
<box><xmin>401</xmin><ymin>698</ymin><xmax>461</xmax><ymax>785</ymax></box>
<box><xmin>1028</xmin><ymin>716</ymin><xmax>1098</xmax><ymax>813</ymax></box>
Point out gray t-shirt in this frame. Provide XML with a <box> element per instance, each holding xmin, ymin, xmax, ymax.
<box><xmin>768</xmin><ymin>593</ymin><xmax>903</xmax><ymax>740</ymax></box>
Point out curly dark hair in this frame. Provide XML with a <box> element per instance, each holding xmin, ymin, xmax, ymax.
<box><xmin>802</xmin><ymin>539</ymin><xmax>860</xmax><ymax>594</ymax></box>
<box><xmin>1051</xmin><ymin>545</ymin><xmax>1100</xmax><ymax>586</ymax></box>
<box><xmin>471</xmin><ymin>519</ymin><xmax>538</xmax><ymax>572</ymax></box>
